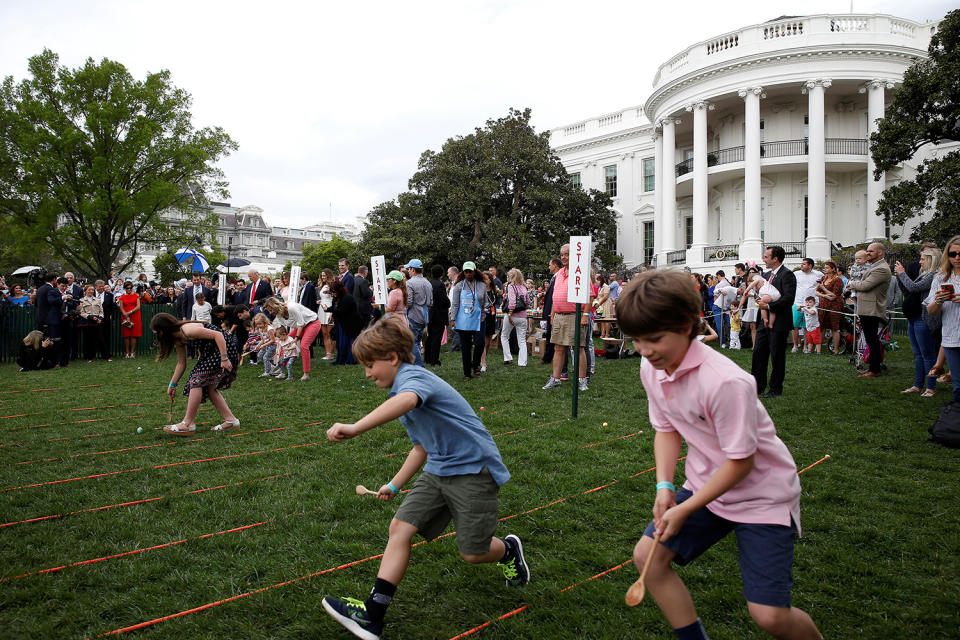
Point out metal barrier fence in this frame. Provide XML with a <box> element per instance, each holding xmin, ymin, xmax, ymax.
<box><xmin>0</xmin><ymin>303</ymin><xmax>178</xmax><ymax>363</ymax></box>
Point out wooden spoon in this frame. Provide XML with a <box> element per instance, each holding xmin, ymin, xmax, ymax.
<box><xmin>626</xmin><ymin>532</ymin><xmax>661</xmax><ymax>606</ymax></box>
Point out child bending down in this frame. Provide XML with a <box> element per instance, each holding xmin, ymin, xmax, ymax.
<box><xmin>273</xmin><ymin>325</ymin><xmax>300</xmax><ymax>380</ymax></box>
<box><xmin>616</xmin><ymin>271</ymin><xmax>821</xmax><ymax>640</ymax></box>
<box><xmin>740</xmin><ymin>276</ymin><xmax>781</xmax><ymax>329</ymax></box>
<box><xmin>322</xmin><ymin>317</ymin><xmax>529</xmax><ymax>640</ymax></box>
<box><xmin>251</xmin><ymin>313</ymin><xmax>277</xmax><ymax>377</ymax></box>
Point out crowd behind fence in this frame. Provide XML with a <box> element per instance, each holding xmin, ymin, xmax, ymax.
<box><xmin>0</xmin><ymin>303</ymin><xmax>176</xmax><ymax>364</ymax></box>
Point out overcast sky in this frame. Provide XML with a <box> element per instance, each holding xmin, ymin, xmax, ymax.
<box><xmin>1</xmin><ymin>0</ymin><xmax>952</xmax><ymax>229</ymax></box>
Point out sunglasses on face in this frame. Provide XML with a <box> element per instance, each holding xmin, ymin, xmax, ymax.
<box><xmin>463</xmin><ymin>270</ymin><xmax>474</xmax><ymax>274</ymax></box>
<box><xmin>949</xmin><ymin>251</ymin><xmax>960</xmax><ymax>258</ymax></box>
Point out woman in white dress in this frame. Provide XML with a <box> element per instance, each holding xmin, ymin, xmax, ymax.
<box><xmin>740</xmin><ymin>269</ymin><xmax>760</xmax><ymax>349</ymax></box>
<box><xmin>317</xmin><ymin>268</ymin><xmax>336</xmax><ymax>359</ymax></box>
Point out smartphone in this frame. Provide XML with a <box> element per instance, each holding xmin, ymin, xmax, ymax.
<box><xmin>942</xmin><ymin>283</ymin><xmax>955</xmax><ymax>295</ymax></box>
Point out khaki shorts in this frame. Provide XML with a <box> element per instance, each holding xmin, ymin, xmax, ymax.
<box><xmin>394</xmin><ymin>468</ymin><xmax>500</xmax><ymax>555</ymax></box>
<box><xmin>551</xmin><ymin>313</ymin><xmax>576</xmax><ymax>346</ymax></box>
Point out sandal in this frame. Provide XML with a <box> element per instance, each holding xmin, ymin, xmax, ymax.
<box><xmin>938</xmin><ymin>373</ymin><xmax>952</xmax><ymax>384</ymax></box>
<box><xmin>900</xmin><ymin>386</ymin><xmax>921</xmax><ymax>394</ymax></box>
<box><xmin>163</xmin><ymin>422</ymin><xmax>196</xmax><ymax>436</ymax></box>
<box><xmin>929</xmin><ymin>365</ymin><xmax>945</xmax><ymax>378</ymax></box>
<box><xmin>212</xmin><ymin>419</ymin><xmax>241</xmax><ymax>432</ymax></box>
<box><xmin>921</xmin><ymin>389</ymin><xmax>936</xmax><ymax>398</ymax></box>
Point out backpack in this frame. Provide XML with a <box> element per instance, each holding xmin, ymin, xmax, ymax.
<box><xmin>929</xmin><ymin>402</ymin><xmax>960</xmax><ymax>448</ymax></box>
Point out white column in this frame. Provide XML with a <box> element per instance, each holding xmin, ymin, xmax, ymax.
<box><xmin>738</xmin><ymin>87</ymin><xmax>764</xmax><ymax>264</ymax></box>
<box><xmin>686</xmin><ymin>101</ymin><xmax>713</xmax><ymax>265</ymax></box>
<box><xmin>804</xmin><ymin>79</ymin><xmax>831</xmax><ymax>260</ymax></box>
<box><xmin>653</xmin><ymin>127</ymin><xmax>664</xmax><ymax>263</ymax></box>
<box><xmin>660</xmin><ymin>118</ymin><xmax>678</xmax><ymax>254</ymax></box>
<box><xmin>862</xmin><ymin>79</ymin><xmax>893</xmax><ymax>242</ymax></box>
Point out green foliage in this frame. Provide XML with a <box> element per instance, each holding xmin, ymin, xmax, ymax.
<box><xmin>871</xmin><ymin>9</ymin><xmax>960</xmax><ymax>245</ymax></box>
<box><xmin>300</xmin><ymin>234</ymin><xmax>359</xmax><ymax>279</ymax></box>
<box><xmin>355</xmin><ymin>108</ymin><xmax>621</xmax><ymax>279</ymax></box>
<box><xmin>0</xmin><ymin>49</ymin><xmax>236</xmax><ymax>279</ymax></box>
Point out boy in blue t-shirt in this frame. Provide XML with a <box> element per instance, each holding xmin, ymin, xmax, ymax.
<box><xmin>322</xmin><ymin>317</ymin><xmax>529</xmax><ymax>640</ymax></box>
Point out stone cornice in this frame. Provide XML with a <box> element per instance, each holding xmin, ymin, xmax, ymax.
<box><xmin>645</xmin><ymin>44</ymin><xmax>923</xmax><ymax>119</ymax></box>
<box><xmin>552</xmin><ymin>125</ymin><xmax>654</xmax><ymax>154</ymax></box>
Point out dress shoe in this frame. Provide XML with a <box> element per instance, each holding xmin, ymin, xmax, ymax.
<box><xmin>858</xmin><ymin>371</ymin><xmax>881</xmax><ymax>378</ymax></box>
<box><xmin>759</xmin><ymin>391</ymin><xmax>781</xmax><ymax>398</ymax></box>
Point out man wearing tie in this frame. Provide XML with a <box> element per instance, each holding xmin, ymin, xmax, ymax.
<box><xmin>751</xmin><ymin>246</ymin><xmax>797</xmax><ymax>398</ymax></box>
<box><xmin>178</xmin><ymin>274</ymin><xmax>213</xmax><ymax>321</ymax></box>
<box><xmin>95</xmin><ymin>279</ymin><xmax>114</xmax><ymax>361</ymax></box>
<box><xmin>338</xmin><ymin>258</ymin><xmax>354</xmax><ymax>295</ymax></box>
<box><xmin>243</xmin><ymin>269</ymin><xmax>273</xmax><ymax>314</ymax></box>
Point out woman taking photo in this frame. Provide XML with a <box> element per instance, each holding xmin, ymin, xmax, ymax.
<box><xmin>118</xmin><ymin>281</ymin><xmax>142</xmax><ymax>359</ymax></box>
<box><xmin>17</xmin><ymin>331</ymin><xmax>56</xmax><ymax>371</ymax></box>
<box><xmin>151</xmin><ymin>313</ymin><xmax>240</xmax><ymax>436</ymax></box>
<box><xmin>263</xmin><ymin>296</ymin><xmax>322</xmax><ymax>380</ymax></box>
<box><xmin>449</xmin><ymin>261</ymin><xmax>486</xmax><ymax>380</ymax></box>
<box><xmin>318</xmin><ymin>268</ymin><xmax>336</xmax><ymax>360</ymax></box>
<box><xmin>926</xmin><ymin>235</ymin><xmax>960</xmax><ymax>403</ymax></box>
<box><xmin>816</xmin><ymin>261</ymin><xmax>846</xmax><ymax>356</ymax></box>
<box><xmin>895</xmin><ymin>247</ymin><xmax>942</xmax><ymax>396</ymax></box>
<box><xmin>78</xmin><ymin>284</ymin><xmax>107</xmax><ymax>363</ymax></box>
<box><xmin>384</xmin><ymin>270</ymin><xmax>408</xmax><ymax>326</ymax></box>
<box><xmin>329</xmin><ymin>279</ymin><xmax>362</xmax><ymax>365</ymax></box>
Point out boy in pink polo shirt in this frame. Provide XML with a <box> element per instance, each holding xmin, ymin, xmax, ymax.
<box><xmin>618</xmin><ymin>271</ymin><xmax>821</xmax><ymax>640</ymax></box>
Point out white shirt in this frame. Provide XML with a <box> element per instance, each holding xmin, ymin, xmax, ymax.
<box><xmin>272</xmin><ymin>301</ymin><xmax>319</xmax><ymax>331</ymax></box>
<box><xmin>794</xmin><ymin>269</ymin><xmax>824</xmax><ymax>305</ymax></box>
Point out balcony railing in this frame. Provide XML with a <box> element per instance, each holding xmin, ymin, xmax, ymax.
<box><xmin>777</xmin><ymin>241</ymin><xmax>806</xmax><ymax>258</ymax></box>
<box><xmin>705</xmin><ymin>244</ymin><xmax>740</xmax><ymax>262</ymax></box>
<box><xmin>667</xmin><ymin>250</ymin><xmax>687</xmax><ymax>265</ymax></box>
<box><xmin>675</xmin><ymin>138</ymin><xmax>867</xmax><ymax>175</ymax></box>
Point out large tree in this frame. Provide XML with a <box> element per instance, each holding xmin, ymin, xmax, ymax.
<box><xmin>300</xmin><ymin>234</ymin><xmax>361</xmax><ymax>278</ymax></box>
<box><xmin>0</xmin><ymin>50</ymin><xmax>236</xmax><ymax>278</ymax></box>
<box><xmin>356</xmin><ymin>108</ymin><xmax>620</xmax><ymax>278</ymax></box>
<box><xmin>872</xmin><ymin>9</ymin><xmax>960</xmax><ymax>245</ymax></box>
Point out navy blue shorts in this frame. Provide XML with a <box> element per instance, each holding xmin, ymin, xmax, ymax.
<box><xmin>643</xmin><ymin>488</ymin><xmax>796</xmax><ymax>607</ymax></box>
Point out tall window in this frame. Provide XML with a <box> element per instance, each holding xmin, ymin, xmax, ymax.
<box><xmin>642</xmin><ymin>158</ymin><xmax>655</xmax><ymax>192</ymax></box>
<box><xmin>570</xmin><ymin>172</ymin><xmax>581</xmax><ymax>189</ymax></box>
<box><xmin>685</xmin><ymin>217</ymin><xmax>693</xmax><ymax>249</ymax></box>
<box><xmin>759</xmin><ymin>119</ymin><xmax>765</xmax><ymax>157</ymax></box>
<box><xmin>604</xmin><ymin>165</ymin><xmax>618</xmax><ymax>197</ymax></box>
<box><xmin>643</xmin><ymin>221</ymin><xmax>655</xmax><ymax>264</ymax></box>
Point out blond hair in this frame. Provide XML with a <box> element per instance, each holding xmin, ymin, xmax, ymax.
<box><xmin>22</xmin><ymin>330</ymin><xmax>45</xmax><ymax>350</ymax></box>
<box><xmin>939</xmin><ymin>235</ymin><xmax>960</xmax><ymax>278</ymax></box>
<box><xmin>352</xmin><ymin>317</ymin><xmax>415</xmax><ymax>365</ymax></box>
<box><xmin>920</xmin><ymin>247</ymin><xmax>942</xmax><ymax>276</ymax></box>
<box><xmin>617</xmin><ymin>271</ymin><xmax>701</xmax><ymax>339</ymax></box>
<box><xmin>253</xmin><ymin>313</ymin><xmax>271</xmax><ymax>328</ymax></box>
<box><xmin>507</xmin><ymin>268</ymin><xmax>524</xmax><ymax>285</ymax></box>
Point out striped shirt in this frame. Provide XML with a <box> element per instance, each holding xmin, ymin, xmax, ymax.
<box><xmin>924</xmin><ymin>273</ymin><xmax>960</xmax><ymax>348</ymax></box>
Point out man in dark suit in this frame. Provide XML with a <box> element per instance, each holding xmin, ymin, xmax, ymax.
<box><xmin>298</xmin><ymin>271</ymin><xmax>319</xmax><ymax>312</ymax></box>
<box><xmin>95</xmin><ymin>279</ymin><xmax>114</xmax><ymax>361</ymax></box>
<box><xmin>353</xmin><ymin>265</ymin><xmax>373</xmax><ymax>329</ymax></box>
<box><xmin>231</xmin><ymin>279</ymin><xmax>247</xmax><ymax>305</ymax></box>
<box><xmin>35</xmin><ymin>272</ymin><xmax>58</xmax><ymax>334</ymax></box>
<box><xmin>424</xmin><ymin>264</ymin><xmax>450</xmax><ymax>365</ymax></box>
<box><xmin>178</xmin><ymin>274</ymin><xmax>213</xmax><ymax>321</ymax></box>
<box><xmin>63</xmin><ymin>272</ymin><xmax>83</xmax><ymax>360</ymax></box>
<box><xmin>751</xmin><ymin>246</ymin><xmax>797</xmax><ymax>398</ymax></box>
<box><xmin>241</xmin><ymin>269</ymin><xmax>272</xmax><ymax>314</ymax></box>
<box><xmin>338</xmin><ymin>258</ymin><xmax>354</xmax><ymax>295</ymax></box>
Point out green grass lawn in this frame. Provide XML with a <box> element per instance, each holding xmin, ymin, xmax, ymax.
<box><xmin>0</xmin><ymin>338</ymin><xmax>958</xmax><ymax>639</ymax></box>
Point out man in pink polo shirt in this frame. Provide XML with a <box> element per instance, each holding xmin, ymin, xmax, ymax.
<box><xmin>542</xmin><ymin>243</ymin><xmax>590</xmax><ymax>392</ymax></box>
<box><xmin>618</xmin><ymin>270</ymin><xmax>821</xmax><ymax>640</ymax></box>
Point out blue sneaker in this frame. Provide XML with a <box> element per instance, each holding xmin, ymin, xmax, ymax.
<box><xmin>499</xmin><ymin>534</ymin><xmax>530</xmax><ymax>586</ymax></box>
<box><xmin>322</xmin><ymin>596</ymin><xmax>383</xmax><ymax>640</ymax></box>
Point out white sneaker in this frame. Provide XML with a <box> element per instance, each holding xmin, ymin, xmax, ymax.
<box><xmin>791</xmin><ymin>347</ymin><xmax>799</xmax><ymax>353</ymax></box>
<box><xmin>578</xmin><ymin>378</ymin><xmax>589</xmax><ymax>391</ymax></box>
<box><xmin>480</xmin><ymin>365</ymin><xmax>487</xmax><ymax>372</ymax></box>
<box><xmin>258</xmin><ymin>372</ymin><xmax>272</xmax><ymax>378</ymax></box>
<box><xmin>542</xmin><ymin>377</ymin><xmax>562</xmax><ymax>390</ymax></box>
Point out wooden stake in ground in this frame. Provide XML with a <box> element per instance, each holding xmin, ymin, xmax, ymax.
<box><xmin>626</xmin><ymin>531</ymin><xmax>661</xmax><ymax>606</ymax></box>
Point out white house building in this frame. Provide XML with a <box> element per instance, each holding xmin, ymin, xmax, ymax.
<box><xmin>550</xmin><ymin>13</ymin><xmax>948</xmax><ymax>270</ymax></box>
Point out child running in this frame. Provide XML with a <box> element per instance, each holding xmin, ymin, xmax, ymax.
<box><xmin>273</xmin><ymin>325</ymin><xmax>300</xmax><ymax>380</ymax></box>
<box><xmin>322</xmin><ymin>317</ymin><xmax>529</xmax><ymax>640</ymax></box>
<box><xmin>740</xmin><ymin>274</ymin><xmax>781</xmax><ymax>328</ymax></box>
<box><xmin>618</xmin><ymin>271</ymin><xmax>821</xmax><ymax>640</ymax></box>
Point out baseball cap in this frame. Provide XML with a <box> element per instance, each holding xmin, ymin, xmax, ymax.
<box><xmin>403</xmin><ymin>259</ymin><xmax>423</xmax><ymax>269</ymax></box>
<box><xmin>386</xmin><ymin>270</ymin><xmax>404</xmax><ymax>282</ymax></box>
<box><xmin>462</xmin><ymin>261</ymin><xmax>477</xmax><ymax>272</ymax></box>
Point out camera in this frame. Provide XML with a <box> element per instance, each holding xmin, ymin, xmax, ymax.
<box><xmin>62</xmin><ymin>295</ymin><xmax>81</xmax><ymax>318</ymax></box>
<box><xmin>27</xmin><ymin>268</ymin><xmax>48</xmax><ymax>289</ymax></box>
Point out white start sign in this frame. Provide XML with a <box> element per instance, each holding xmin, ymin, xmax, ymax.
<box><xmin>289</xmin><ymin>265</ymin><xmax>301</xmax><ymax>305</ymax></box>
<box><xmin>566</xmin><ymin>236</ymin><xmax>592</xmax><ymax>304</ymax></box>
<box><xmin>217</xmin><ymin>274</ymin><xmax>227</xmax><ymax>306</ymax></box>
<box><xmin>371</xmin><ymin>255</ymin><xmax>387</xmax><ymax>305</ymax></box>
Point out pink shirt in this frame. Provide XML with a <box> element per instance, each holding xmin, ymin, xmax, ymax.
<box><xmin>551</xmin><ymin>268</ymin><xmax>576</xmax><ymax>314</ymax></box>
<box><xmin>386</xmin><ymin>288</ymin><xmax>408</xmax><ymax>327</ymax></box>
<box><xmin>641</xmin><ymin>339</ymin><xmax>802</xmax><ymax>533</ymax></box>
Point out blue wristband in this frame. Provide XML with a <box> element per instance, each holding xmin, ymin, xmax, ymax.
<box><xmin>387</xmin><ymin>481</ymin><xmax>399</xmax><ymax>494</ymax></box>
<box><xmin>168</xmin><ymin>382</ymin><xmax>177</xmax><ymax>388</ymax></box>
<box><xmin>656</xmin><ymin>481</ymin><xmax>676</xmax><ymax>492</ymax></box>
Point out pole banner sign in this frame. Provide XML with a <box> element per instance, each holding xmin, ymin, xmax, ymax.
<box><xmin>217</xmin><ymin>274</ymin><xmax>227</xmax><ymax>306</ymax></box>
<box><xmin>289</xmin><ymin>265</ymin><xmax>302</xmax><ymax>305</ymax></box>
<box><xmin>567</xmin><ymin>236</ymin><xmax>592</xmax><ymax>304</ymax></box>
<box><xmin>371</xmin><ymin>255</ymin><xmax>387</xmax><ymax>305</ymax></box>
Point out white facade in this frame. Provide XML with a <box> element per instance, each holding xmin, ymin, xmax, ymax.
<box><xmin>551</xmin><ymin>13</ymin><xmax>950</xmax><ymax>270</ymax></box>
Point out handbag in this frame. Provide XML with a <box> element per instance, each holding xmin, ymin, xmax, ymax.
<box><xmin>502</xmin><ymin>284</ymin><xmax>527</xmax><ymax>313</ymax></box>
<box><xmin>929</xmin><ymin>401</ymin><xmax>960</xmax><ymax>448</ymax></box>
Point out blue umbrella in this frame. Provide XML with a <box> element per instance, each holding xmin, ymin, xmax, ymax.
<box><xmin>173</xmin><ymin>248</ymin><xmax>210</xmax><ymax>272</ymax></box>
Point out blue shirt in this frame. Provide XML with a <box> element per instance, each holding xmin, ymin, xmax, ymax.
<box><xmin>389</xmin><ymin>363</ymin><xmax>510</xmax><ymax>485</ymax></box>
<box><xmin>608</xmin><ymin>280</ymin><xmax>621</xmax><ymax>300</ymax></box>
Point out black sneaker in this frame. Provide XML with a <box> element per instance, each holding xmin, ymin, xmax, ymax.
<box><xmin>322</xmin><ymin>596</ymin><xmax>383</xmax><ymax>640</ymax></box>
<box><xmin>499</xmin><ymin>534</ymin><xmax>530</xmax><ymax>586</ymax></box>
